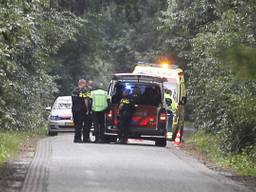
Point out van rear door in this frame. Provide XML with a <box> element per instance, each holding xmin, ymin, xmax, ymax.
<box><xmin>130</xmin><ymin>105</ymin><xmax>158</xmax><ymax>129</ymax></box>
<box><xmin>111</xmin><ymin>82</ymin><xmax>162</xmax><ymax>129</ymax></box>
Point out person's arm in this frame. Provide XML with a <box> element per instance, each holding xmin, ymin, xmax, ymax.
<box><xmin>85</xmin><ymin>91</ymin><xmax>93</xmax><ymax>113</ymax></box>
<box><xmin>171</xmin><ymin>97</ymin><xmax>177</xmax><ymax>113</ymax></box>
<box><xmin>117</xmin><ymin>102</ymin><xmax>124</xmax><ymax>115</ymax></box>
<box><xmin>72</xmin><ymin>87</ymin><xmax>79</xmax><ymax>96</ymax></box>
<box><xmin>106</xmin><ymin>92</ymin><xmax>111</xmax><ymax>108</ymax></box>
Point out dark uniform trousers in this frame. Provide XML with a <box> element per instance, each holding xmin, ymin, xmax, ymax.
<box><xmin>73</xmin><ymin>112</ymin><xmax>91</xmax><ymax>141</ymax></box>
<box><xmin>167</xmin><ymin>110</ymin><xmax>174</xmax><ymax>132</ymax></box>
<box><xmin>92</xmin><ymin>111</ymin><xmax>105</xmax><ymax>141</ymax></box>
<box><xmin>72</xmin><ymin>89</ymin><xmax>90</xmax><ymax>142</ymax></box>
<box><xmin>118</xmin><ymin>111</ymin><xmax>133</xmax><ymax>141</ymax></box>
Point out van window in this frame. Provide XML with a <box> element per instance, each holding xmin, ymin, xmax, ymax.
<box><xmin>112</xmin><ymin>82</ymin><xmax>161</xmax><ymax>106</ymax></box>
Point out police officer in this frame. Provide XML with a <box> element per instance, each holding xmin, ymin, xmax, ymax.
<box><xmin>72</xmin><ymin>79</ymin><xmax>91</xmax><ymax>143</ymax></box>
<box><xmin>116</xmin><ymin>89</ymin><xmax>135</xmax><ymax>144</ymax></box>
<box><xmin>164</xmin><ymin>89</ymin><xmax>177</xmax><ymax>139</ymax></box>
<box><xmin>86</xmin><ymin>80</ymin><xmax>94</xmax><ymax>132</ymax></box>
<box><xmin>87</xmin><ymin>80</ymin><xmax>94</xmax><ymax>91</ymax></box>
<box><xmin>90</xmin><ymin>83</ymin><xmax>109</xmax><ymax>143</ymax></box>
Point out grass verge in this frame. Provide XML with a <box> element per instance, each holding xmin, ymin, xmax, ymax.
<box><xmin>184</xmin><ymin>121</ymin><xmax>194</xmax><ymax>127</ymax></box>
<box><xmin>187</xmin><ymin>130</ymin><xmax>256</xmax><ymax>176</ymax></box>
<box><xmin>0</xmin><ymin>127</ymin><xmax>47</xmax><ymax>165</ymax></box>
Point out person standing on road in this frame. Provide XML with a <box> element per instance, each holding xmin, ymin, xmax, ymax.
<box><xmin>72</xmin><ymin>79</ymin><xmax>91</xmax><ymax>143</ymax></box>
<box><xmin>116</xmin><ymin>89</ymin><xmax>135</xmax><ymax>144</ymax></box>
<box><xmin>164</xmin><ymin>89</ymin><xmax>177</xmax><ymax>137</ymax></box>
<box><xmin>86</xmin><ymin>80</ymin><xmax>94</xmax><ymax>133</ymax></box>
<box><xmin>90</xmin><ymin>83</ymin><xmax>109</xmax><ymax>143</ymax></box>
<box><xmin>87</xmin><ymin>80</ymin><xmax>94</xmax><ymax>91</ymax></box>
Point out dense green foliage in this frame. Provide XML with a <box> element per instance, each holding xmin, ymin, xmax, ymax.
<box><xmin>0</xmin><ymin>0</ymin><xmax>82</xmax><ymax>130</ymax></box>
<box><xmin>188</xmin><ymin>130</ymin><xmax>256</xmax><ymax>176</ymax></box>
<box><xmin>51</xmin><ymin>0</ymin><xmax>167</xmax><ymax>94</ymax></box>
<box><xmin>160</xmin><ymin>0</ymin><xmax>256</xmax><ymax>153</ymax></box>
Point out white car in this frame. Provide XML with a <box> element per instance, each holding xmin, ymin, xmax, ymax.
<box><xmin>47</xmin><ymin>96</ymin><xmax>74</xmax><ymax>136</ymax></box>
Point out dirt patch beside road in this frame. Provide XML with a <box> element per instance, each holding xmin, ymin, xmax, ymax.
<box><xmin>0</xmin><ymin>138</ymin><xmax>37</xmax><ymax>192</ymax></box>
<box><xmin>176</xmin><ymin>142</ymin><xmax>256</xmax><ymax>191</ymax></box>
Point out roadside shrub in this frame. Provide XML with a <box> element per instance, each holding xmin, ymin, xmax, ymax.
<box><xmin>0</xmin><ymin>1</ymin><xmax>81</xmax><ymax>131</ymax></box>
<box><xmin>189</xmin><ymin>130</ymin><xmax>256</xmax><ymax>176</ymax></box>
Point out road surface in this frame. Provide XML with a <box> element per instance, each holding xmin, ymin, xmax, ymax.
<box><xmin>21</xmin><ymin>133</ymin><xmax>250</xmax><ymax>192</ymax></box>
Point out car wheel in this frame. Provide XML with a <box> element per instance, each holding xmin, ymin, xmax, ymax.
<box><xmin>104</xmin><ymin>135</ymin><xmax>117</xmax><ymax>143</ymax></box>
<box><xmin>48</xmin><ymin>130</ymin><xmax>57</xmax><ymax>136</ymax></box>
<box><xmin>155</xmin><ymin>138</ymin><xmax>167</xmax><ymax>147</ymax></box>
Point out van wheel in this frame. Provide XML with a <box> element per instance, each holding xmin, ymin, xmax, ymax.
<box><xmin>155</xmin><ymin>139</ymin><xmax>167</xmax><ymax>147</ymax></box>
<box><xmin>104</xmin><ymin>135</ymin><xmax>117</xmax><ymax>143</ymax></box>
<box><xmin>48</xmin><ymin>131</ymin><xmax>57</xmax><ymax>136</ymax></box>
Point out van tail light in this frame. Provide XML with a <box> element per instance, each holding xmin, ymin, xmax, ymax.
<box><xmin>107</xmin><ymin>110</ymin><xmax>112</xmax><ymax>119</ymax></box>
<box><xmin>159</xmin><ymin>112</ymin><xmax>167</xmax><ymax>121</ymax></box>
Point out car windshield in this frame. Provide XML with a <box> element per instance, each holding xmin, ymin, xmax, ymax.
<box><xmin>111</xmin><ymin>82</ymin><xmax>162</xmax><ymax>106</ymax></box>
<box><xmin>53</xmin><ymin>102</ymin><xmax>72</xmax><ymax>110</ymax></box>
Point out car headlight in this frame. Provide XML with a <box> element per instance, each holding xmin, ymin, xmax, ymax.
<box><xmin>49</xmin><ymin>115</ymin><xmax>61</xmax><ymax>121</ymax></box>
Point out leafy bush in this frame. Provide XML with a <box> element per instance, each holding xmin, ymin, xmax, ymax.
<box><xmin>189</xmin><ymin>130</ymin><xmax>256</xmax><ymax>176</ymax></box>
<box><xmin>0</xmin><ymin>0</ymin><xmax>82</xmax><ymax>131</ymax></box>
<box><xmin>159</xmin><ymin>0</ymin><xmax>256</xmax><ymax>153</ymax></box>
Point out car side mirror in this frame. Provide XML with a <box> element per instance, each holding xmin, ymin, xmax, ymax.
<box><xmin>179</xmin><ymin>96</ymin><xmax>187</xmax><ymax>105</ymax></box>
<box><xmin>45</xmin><ymin>106</ymin><xmax>51</xmax><ymax>112</ymax></box>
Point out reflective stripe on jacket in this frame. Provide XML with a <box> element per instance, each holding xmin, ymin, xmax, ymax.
<box><xmin>164</xmin><ymin>93</ymin><xmax>177</xmax><ymax>113</ymax></box>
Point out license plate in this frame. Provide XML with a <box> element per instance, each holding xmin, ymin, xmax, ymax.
<box><xmin>65</xmin><ymin>122</ymin><xmax>74</xmax><ymax>126</ymax></box>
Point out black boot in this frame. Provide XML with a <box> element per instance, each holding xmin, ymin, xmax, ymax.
<box><xmin>83</xmin><ymin>137</ymin><xmax>91</xmax><ymax>143</ymax></box>
<box><xmin>116</xmin><ymin>138</ymin><xmax>127</xmax><ymax>144</ymax></box>
<box><xmin>74</xmin><ymin>138</ymin><xmax>82</xmax><ymax>143</ymax></box>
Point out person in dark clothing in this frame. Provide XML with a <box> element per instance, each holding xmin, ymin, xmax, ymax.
<box><xmin>72</xmin><ymin>79</ymin><xmax>91</xmax><ymax>143</ymax></box>
<box><xmin>87</xmin><ymin>80</ymin><xmax>94</xmax><ymax>91</ymax></box>
<box><xmin>116</xmin><ymin>89</ymin><xmax>135</xmax><ymax>144</ymax></box>
<box><xmin>86</xmin><ymin>80</ymin><xmax>94</xmax><ymax>136</ymax></box>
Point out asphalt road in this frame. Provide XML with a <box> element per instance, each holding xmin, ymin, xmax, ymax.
<box><xmin>21</xmin><ymin>133</ymin><xmax>250</xmax><ymax>192</ymax></box>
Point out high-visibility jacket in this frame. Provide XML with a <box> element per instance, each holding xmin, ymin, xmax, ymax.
<box><xmin>119</xmin><ymin>97</ymin><xmax>135</xmax><ymax>114</ymax></box>
<box><xmin>79</xmin><ymin>91</ymin><xmax>91</xmax><ymax>98</ymax></box>
<box><xmin>164</xmin><ymin>93</ymin><xmax>177</xmax><ymax>113</ymax></box>
<box><xmin>90</xmin><ymin>89</ymin><xmax>109</xmax><ymax>112</ymax></box>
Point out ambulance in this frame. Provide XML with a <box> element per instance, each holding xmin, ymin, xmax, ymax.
<box><xmin>133</xmin><ymin>62</ymin><xmax>186</xmax><ymax>141</ymax></box>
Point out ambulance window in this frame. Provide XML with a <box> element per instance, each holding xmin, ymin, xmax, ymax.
<box><xmin>164</xmin><ymin>82</ymin><xmax>178</xmax><ymax>102</ymax></box>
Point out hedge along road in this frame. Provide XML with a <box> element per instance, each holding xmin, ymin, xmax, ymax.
<box><xmin>21</xmin><ymin>133</ymin><xmax>251</xmax><ymax>192</ymax></box>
